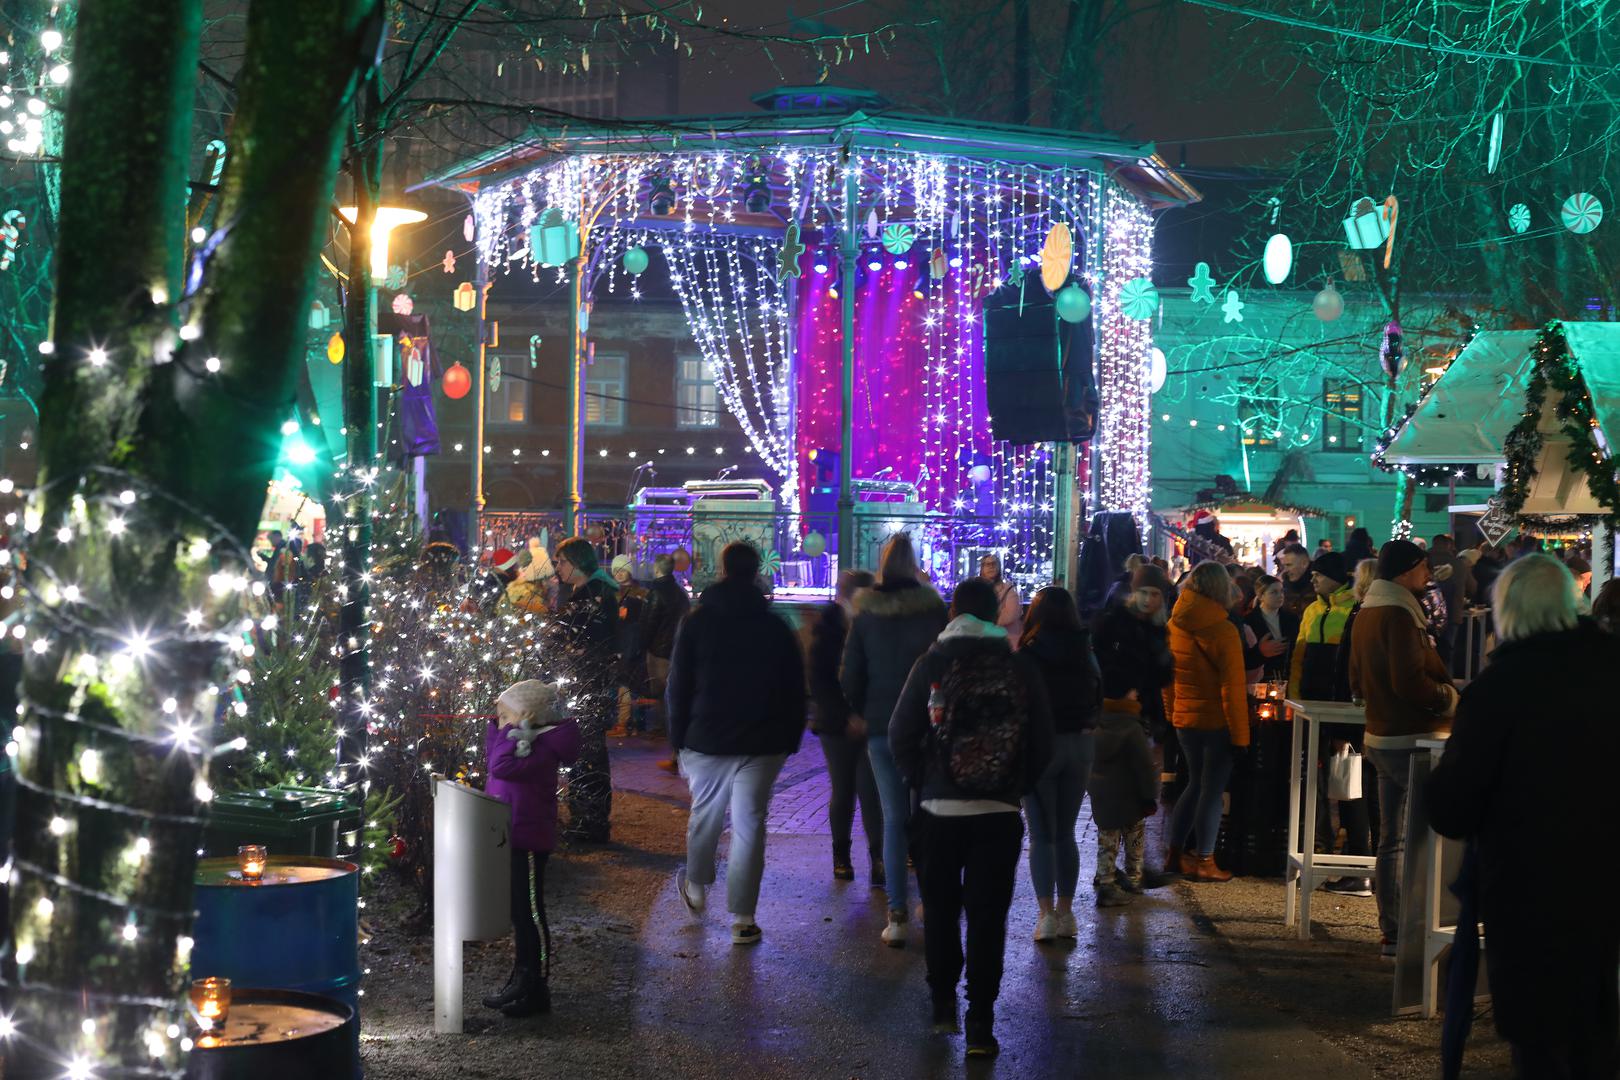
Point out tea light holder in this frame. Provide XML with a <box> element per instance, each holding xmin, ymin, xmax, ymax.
<box><xmin>237</xmin><ymin>844</ymin><xmax>267</xmax><ymax>882</ymax></box>
<box><xmin>190</xmin><ymin>977</ymin><xmax>231</xmax><ymax>1031</ymax></box>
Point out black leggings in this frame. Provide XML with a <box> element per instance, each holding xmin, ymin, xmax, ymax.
<box><xmin>818</xmin><ymin>733</ymin><xmax>883</xmax><ymax>862</ymax></box>
<box><xmin>510</xmin><ymin>850</ymin><xmax>550</xmax><ymax>975</ymax></box>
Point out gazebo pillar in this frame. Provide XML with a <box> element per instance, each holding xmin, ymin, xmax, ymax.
<box><xmin>837</xmin><ymin>152</ymin><xmax>858</xmax><ymax>567</ymax></box>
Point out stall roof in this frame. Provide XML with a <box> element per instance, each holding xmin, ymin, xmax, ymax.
<box><xmin>1382</xmin><ymin>330</ymin><xmax>1538</xmax><ymax>465</ymax></box>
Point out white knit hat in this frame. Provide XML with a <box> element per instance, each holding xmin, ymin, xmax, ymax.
<box><xmin>610</xmin><ymin>554</ymin><xmax>634</xmax><ymax>578</ymax></box>
<box><xmin>497</xmin><ymin>680</ymin><xmax>563</xmax><ymax>727</ymax></box>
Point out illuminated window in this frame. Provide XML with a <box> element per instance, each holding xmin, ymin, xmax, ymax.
<box><xmin>1322</xmin><ymin>379</ymin><xmax>1363</xmax><ymax>453</ymax></box>
<box><xmin>676</xmin><ymin>355</ymin><xmax>719</xmax><ymax>428</ymax></box>
<box><xmin>586</xmin><ymin>353</ymin><xmax>625</xmax><ymax>428</ymax></box>
<box><xmin>488</xmin><ymin>359</ymin><xmax>527</xmax><ymax>426</ymax></box>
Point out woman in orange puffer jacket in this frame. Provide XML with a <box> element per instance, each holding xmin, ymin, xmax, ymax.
<box><xmin>1163</xmin><ymin>561</ymin><xmax>1251</xmax><ymax>882</ymax></box>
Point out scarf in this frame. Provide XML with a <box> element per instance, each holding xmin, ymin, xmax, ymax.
<box><xmin>1361</xmin><ymin>577</ymin><xmax>1428</xmax><ymax>630</ymax></box>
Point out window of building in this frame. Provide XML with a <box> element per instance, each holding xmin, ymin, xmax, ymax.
<box><xmin>488</xmin><ymin>358</ymin><xmax>527</xmax><ymax>426</ymax></box>
<box><xmin>1322</xmin><ymin>379</ymin><xmax>1364</xmax><ymax>452</ymax></box>
<box><xmin>586</xmin><ymin>352</ymin><xmax>626</xmax><ymax>428</ymax></box>
<box><xmin>1236</xmin><ymin>374</ymin><xmax>1280</xmax><ymax>448</ymax></box>
<box><xmin>676</xmin><ymin>355</ymin><xmax>720</xmax><ymax>428</ymax></box>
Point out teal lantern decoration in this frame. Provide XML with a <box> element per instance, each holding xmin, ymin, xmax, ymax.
<box><xmin>881</xmin><ymin>223</ymin><xmax>915</xmax><ymax>255</ymax></box>
<box><xmin>623</xmin><ymin>245</ymin><xmax>649</xmax><ymax>276</ymax></box>
<box><xmin>529</xmin><ymin>208</ymin><xmax>581</xmax><ymax>267</ymax></box>
<box><xmin>1119</xmin><ymin>277</ymin><xmax>1159</xmax><ymax>320</ymax></box>
<box><xmin>1054</xmin><ymin>283</ymin><xmax>1091</xmax><ymax>323</ymax></box>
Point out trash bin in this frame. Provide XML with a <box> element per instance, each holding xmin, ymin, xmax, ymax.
<box><xmin>204</xmin><ymin>786</ymin><xmax>362</xmax><ymax>859</ymax></box>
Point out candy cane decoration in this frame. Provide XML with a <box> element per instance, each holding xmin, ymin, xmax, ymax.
<box><xmin>204</xmin><ymin>139</ymin><xmax>227</xmax><ymax>186</ymax></box>
<box><xmin>1381</xmin><ymin>195</ymin><xmax>1399</xmax><ymax>269</ymax></box>
<box><xmin>0</xmin><ymin>211</ymin><xmax>26</xmax><ymax>271</ymax></box>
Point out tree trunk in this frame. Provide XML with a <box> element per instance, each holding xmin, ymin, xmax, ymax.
<box><xmin>11</xmin><ymin>0</ymin><xmax>378</xmax><ymax>1071</ymax></box>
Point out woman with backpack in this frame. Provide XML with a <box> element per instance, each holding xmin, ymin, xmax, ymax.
<box><xmin>1019</xmin><ymin>587</ymin><xmax>1100</xmax><ymax>942</ymax></box>
<box><xmin>841</xmin><ymin>533</ymin><xmax>948</xmax><ymax>948</ymax></box>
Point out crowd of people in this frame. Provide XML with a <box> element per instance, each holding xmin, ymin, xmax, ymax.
<box><xmin>473</xmin><ymin>523</ymin><xmax>1617</xmax><ymax>1073</ymax></box>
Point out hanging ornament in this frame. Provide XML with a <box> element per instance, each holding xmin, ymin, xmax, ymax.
<box><xmin>967</xmin><ymin>260</ymin><xmax>1000</xmax><ymax>297</ymax></box>
<box><xmin>761</xmin><ymin>549</ymin><xmax>783</xmax><ymax>577</ymax></box>
<box><xmin>529</xmin><ymin>335</ymin><xmax>543</xmax><ymax>367</ymax></box>
<box><xmin>488</xmin><ymin>355</ymin><xmax>503</xmax><ymax>393</ymax></box>
<box><xmin>1263</xmin><ymin>233</ymin><xmax>1293</xmax><ymax>284</ymax></box>
<box><xmin>402</xmin><ymin>337</ymin><xmax>425</xmax><ymax>387</ymax></box>
<box><xmin>778</xmin><ymin>223</ymin><xmax>805</xmax><ymax>283</ymax></box>
<box><xmin>1561</xmin><ymin>192</ymin><xmax>1603</xmax><ymax>234</ymax></box>
<box><xmin>1149</xmin><ymin>347</ymin><xmax>1168</xmax><ymax>394</ymax></box>
<box><xmin>1487</xmin><ymin>112</ymin><xmax>1504</xmax><ymax>175</ymax></box>
<box><xmin>623</xmin><ymin>245</ymin><xmax>650</xmax><ymax>275</ymax></box>
<box><xmin>968</xmin><ymin>464</ymin><xmax>992</xmax><ymax>484</ymax></box>
<box><xmin>1187</xmin><ymin>261</ymin><xmax>1216</xmax><ymax>304</ymax></box>
<box><xmin>391</xmin><ymin>293</ymin><xmax>414</xmax><ymax>316</ymax></box>
<box><xmin>865</xmin><ymin>208</ymin><xmax>880</xmax><ymax>240</ymax></box>
<box><xmin>1312</xmin><ymin>280</ymin><xmax>1344</xmax><ymax>322</ymax></box>
<box><xmin>1119</xmin><ymin>277</ymin><xmax>1159</xmax><ymax>320</ymax></box>
<box><xmin>462</xmin><ymin>214</ymin><xmax>475</xmax><ymax>243</ymax></box>
<box><xmin>384</xmin><ymin>264</ymin><xmax>407</xmax><ymax>291</ymax></box>
<box><xmin>1508</xmin><ymin>203</ymin><xmax>1531</xmax><ymax>234</ymax></box>
<box><xmin>1221</xmin><ymin>289</ymin><xmax>1246</xmax><ymax>323</ymax></box>
<box><xmin>441</xmin><ymin>250</ymin><xmax>456</xmax><ymax>273</ymax></box>
<box><xmin>1337</xmin><ymin>250</ymin><xmax>1368</xmax><ymax>283</ymax></box>
<box><xmin>389</xmin><ymin>835</ymin><xmax>407</xmax><ymax>861</ymax></box>
<box><xmin>1054</xmin><ymin>283</ymin><xmax>1091</xmax><ymax>323</ymax></box>
<box><xmin>530</xmin><ymin>208</ymin><xmax>582</xmax><ymax>267</ymax></box>
<box><xmin>326</xmin><ymin>333</ymin><xmax>345</xmax><ymax>365</ymax></box>
<box><xmin>881</xmin><ymin>223</ymin><xmax>915</xmax><ymax>255</ymax></box>
<box><xmin>949</xmin><ymin>211</ymin><xmax>962</xmax><ymax>236</ymax></box>
<box><xmin>0</xmin><ymin>210</ymin><xmax>26</xmax><ymax>271</ymax></box>
<box><xmin>308</xmin><ymin>300</ymin><xmax>330</xmax><ymax>330</ymax></box>
<box><xmin>1039</xmin><ymin>222</ymin><xmax>1073</xmax><ymax>292</ymax></box>
<box><xmin>1381</xmin><ymin>195</ymin><xmax>1399</xmax><ymax>269</ymax></box>
<box><xmin>442</xmin><ymin>361</ymin><xmax>472</xmax><ymax>399</ymax></box>
<box><xmin>930</xmin><ymin>247</ymin><xmax>947</xmax><ymax>279</ymax></box>
<box><xmin>1342</xmin><ymin>195</ymin><xmax>1393</xmax><ymax>250</ymax></box>
<box><xmin>453</xmin><ymin>281</ymin><xmax>477</xmax><ymax>311</ymax></box>
<box><xmin>577</xmin><ymin>306</ymin><xmax>589</xmax><ymax>334</ymax></box>
<box><xmin>1380</xmin><ymin>321</ymin><xmax>1404</xmax><ymax>378</ymax></box>
<box><xmin>802</xmin><ymin>531</ymin><xmax>827</xmax><ymax>558</ymax></box>
<box><xmin>1008</xmin><ymin>259</ymin><xmax>1026</xmax><ymax>292</ymax></box>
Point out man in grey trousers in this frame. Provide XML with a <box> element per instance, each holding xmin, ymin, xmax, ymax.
<box><xmin>666</xmin><ymin>542</ymin><xmax>806</xmax><ymax>945</ymax></box>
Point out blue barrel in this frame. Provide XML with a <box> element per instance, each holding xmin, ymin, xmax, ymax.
<box><xmin>191</xmin><ymin>855</ymin><xmax>360</xmax><ymax>1071</ymax></box>
<box><xmin>183</xmin><ymin>988</ymin><xmax>357</xmax><ymax>1080</ymax></box>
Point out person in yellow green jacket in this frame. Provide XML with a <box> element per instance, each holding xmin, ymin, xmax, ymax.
<box><xmin>1289</xmin><ymin>552</ymin><xmax>1356</xmax><ymax>701</ymax></box>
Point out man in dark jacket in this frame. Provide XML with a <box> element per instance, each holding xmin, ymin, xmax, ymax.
<box><xmin>553</xmin><ymin>536</ymin><xmax>619</xmax><ymax>843</ymax></box>
<box><xmin>667</xmin><ymin>542</ymin><xmax>805</xmax><ymax>946</ymax></box>
<box><xmin>890</xmin><ymin>579</ymin><xmax>1054</xmax><ymax>1059</ymax></box>
<box><xmin>809</xmin><ymin>569</ymin><xmax>882</xmax><ymax>882</ymax></box>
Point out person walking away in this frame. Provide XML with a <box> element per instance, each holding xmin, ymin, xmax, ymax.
<box><xmin>552</xmin><ymin>536</ymin><xmax>619</xmax><ymax>843</ymax></box>
<box><xmin>1019</xmin><ymin>586</ymin><xmax>1100</xmax><ymax>941</ymax></box>
<box><xmin>841</xmin><ymin>533</ymin><xmax>947</xmax><ymax>947</ymax></box>
<box><xmin>639</xmin><ymin>554</ymin><xmax>689</xmax><ymax>738</ymax></box>
<box><xmin>1426</xmin><ymin>554</ymin><xmax>1620</xmax><ymax>1078</ymax></box>
<box><xmin>1243</xmin><ymin>575</ymin><xmax>1298</xmax><ymax>683</ymax></box>
<box><xmin>978</xmin><ymin>553</ymin><xmax>1024</xmax><ymax>645</ymax></box>
<box><xmin>809</xmin><ymin>569</ymin><xmax>883</xmax><ymax>883</ymax></box>
<box><xmin>1276</xmin><ymin>543</ymin><xmax>1316</xmax><ymax>619</ymax></box>
<box><xmin>1163</xmin><ymin>561</ymin><xmax>1251</xmax><ymax>882</ymax></box>
<box><xmin>667</xmin><ymin>542</ymin><xmax>806</xmax><ymax>945</ymax></box>
<box><xmin>890</xmin><ymin>579</ymin><xmax>1054</xmax><ymax>1058</ymax></box>
<box><xmin>1090</xmin><ymin>667</ymin><xmax>1176</xmax><ymax>908</ymax></box>
<box><xmin>1348</xmin><ymin>539</ymin><xmax>1457</xmax><ymax>958</ymax></box>
<box><xmin>482</xmin><ymin>680</ymin><xmax>582</xmax><ymax>1017</ymax></box>
<box><xmin>607</xmin><ymin>555</ymin><xmax>648</xmax><ymax>738</ymax></box>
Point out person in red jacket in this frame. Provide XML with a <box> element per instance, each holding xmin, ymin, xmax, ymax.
<box><xmin>482</xmin><ymin>680</ymin><xmax>581</xmax><ymax>1018</ymax></box>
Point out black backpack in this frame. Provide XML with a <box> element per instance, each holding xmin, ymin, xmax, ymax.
<box><xmin>933</xmin><ymin>649</ymin><xmax>1028</xmax><ymax>796</ymax></box>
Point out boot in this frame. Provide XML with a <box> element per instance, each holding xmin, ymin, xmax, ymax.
<box><xmin>500</xmin><ymin>969</ymin><xmax>551</xmax><ymax>1017</ymax></box>
<box><xmin>869</xmin><ymin>856</ymin><xmax>885</xmax><ymax>890</ymax></box>
<box><xmin>832</xmin><ymin>843</ymin><xmax>854</xmax><ymax>881</ymax></box>
<box><xmin>481</xmin><ymin>967</ymin><xmax>524</xmax><ymax>1010</ymax></box>
<box><xmin>1187</xmin><ymin>854</ymin><xmax>1232</xmax><ymax>883</ymax></box>
<box><xmin>1167</xmin><ymin>847</ymin><xmax>1197</xmax><ymax>876</ymax></box>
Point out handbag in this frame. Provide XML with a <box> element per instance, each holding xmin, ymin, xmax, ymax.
<box><xmin>1326</xmin><ymin>744</ymin><xmax>1363</xmax><ymax>801</ymax></box>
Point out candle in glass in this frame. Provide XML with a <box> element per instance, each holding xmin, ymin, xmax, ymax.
<box><xmin>237</xmin><ymin>844</ymin><xmax>267</xmax><ymax>882</ymax></box>
<box><xmin>190</xmin><ymin>977</ymin><xmax>231</xmax><ymax>1030</ymax></box>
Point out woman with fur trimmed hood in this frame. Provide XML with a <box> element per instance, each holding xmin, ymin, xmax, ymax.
<box><xmin>840</xmin><ymin>533</ymin><xmax>947</xmax><ymax>948</ymax></box>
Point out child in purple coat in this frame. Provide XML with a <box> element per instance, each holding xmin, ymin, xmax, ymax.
<box><xmin>483</xmin><ymin>679</ymin><xmax>581</xmax><ymax>1017</ymax></box>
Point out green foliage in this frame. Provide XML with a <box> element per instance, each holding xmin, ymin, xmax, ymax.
<box><xmin>218</xmin><ymin>595</ymin><xmax>339</xmax><ymax>792</ymax></box>
<box><xmin>359</xmin><ymin>785</ymin><xmax>403</xmax><ymax>879</ymax></box>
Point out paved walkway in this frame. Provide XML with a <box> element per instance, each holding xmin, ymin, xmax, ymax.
<box><xmin>608</xmin><ymin>736</ymin><xmax>1372</xmax><ymax>1078</ymax></box>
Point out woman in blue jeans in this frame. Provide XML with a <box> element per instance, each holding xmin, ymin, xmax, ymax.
<box><xmin>1018</xmin><ymin>587</ymin><xmax>1100</xmax><ymax>940</ymax></box>
<box><xmin>840</xmin><ymin>533</ymin><xmax>947</xmax><ymax>947</ymax></box>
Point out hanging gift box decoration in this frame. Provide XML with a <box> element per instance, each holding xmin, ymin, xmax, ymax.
<box><xmin>930</xmin><ymin>248</ymin><xmax>947</xmax><ymax>280</ymax></box>
<box><xmin>308</xmin><ymin>300</ymin><xmax>330</xmax><ymax>330</ymax></box>
<box><xmin>401</xmin><ymin>336</ymin><xmax>425</xmax><ymax>387</ymax></box>
<box><xmin>1342</xmin><ymin>195</ymin><xmax>1393</xmax><ymax>249</ymax></box>
<box><xmin>529</xmin><ymin>208</ymin><xmax>581</xmax><ymax>267</ymax></box>
<box><xmin>453</xmin><ymin>282</ymin><xmax>477</xmax><ymax>311</ymax></box>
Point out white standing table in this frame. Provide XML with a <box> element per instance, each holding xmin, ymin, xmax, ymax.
<box><xmin>1284</xmin><ymin>699</ymin><xmax>1377</xmax><ymax>940</ymax></box>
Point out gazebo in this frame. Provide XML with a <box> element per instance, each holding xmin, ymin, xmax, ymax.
<box><xmin>419</xmin><ymin>87</ymin><xmax>1197</xmax><ymax>593</ymax></box>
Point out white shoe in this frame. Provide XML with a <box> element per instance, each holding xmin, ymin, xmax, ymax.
<box><xmin>881</xmin><ymin>911</ymin><xmax>908</xmax><ymax>948</ymax></box>
<box><xmin>1055</xmin><ymin>911</ymin><xmax>1079</xmax><ymax>939</ymax></box>
<box><xmin>677</xmin><ymin>867</ymin><xmax>706</xmax><ymax>919</ymax></box>
<box><xmin>1033</xmin><ymin>912</ymin><xmax>1060</xmax><ymax>943</ymax></box>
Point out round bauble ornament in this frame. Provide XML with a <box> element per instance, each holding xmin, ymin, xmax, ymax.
<box><xmin>801</xmin><ymin>531</ymin><xmax>826</xmax><ymax>558</ymax></box>
<box><xmin>1054</xmin><ymin>283</ymin><xmax>1091</xmax><ymax>323</ymax></box>
<box><xmin>1313</xmin><ymin>281</ymin><xmax>1344</xmax><ymax>321</ymax></box>
<box><xmin>968</xmin><ymin>464</ymin><xmax>992</xmax><ymax>484</ymax></box>
<box><xmin>389</xmin><ymin>835</ymin><xmax>406</xmax><ymax>860</ymax></box>
<box><xmin>442</xmin><ymin>361</ymin><xmax>472</xmax><ymax>399</ymax></box>
<box><xmin>623</xmin><ymin>246</ymin><xmax>650</xmax><ymax>275</ymax></box>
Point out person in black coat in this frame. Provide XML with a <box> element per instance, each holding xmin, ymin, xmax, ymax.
<box><xmin>667</xmin><ymin>542</ymin><xmax>806</xmax><ymax>945</ymax></box>
<box><xmin>552</xmin><ymin>537</ymin><xmax>619</xmax><ymax>842</ymax></box>
<box><xmin>1243</xmin><ymin>574</ymin><xmax>1299</xmax><ymax>683</ymax></box>
<box><xmin>1093</xmin><ymin>582</ymin><xmax>1174</xmax><ymax>752</ymax></box>
<box><xmin>1426</xmin><ymin>554</ymin><xmax>1620</xmax><ymax>1078</ymax></box>
<box><xmin>807</xmin><ymin>569</ymin><xmax>881</xmax><ymax>882</ymax></box>
<box><xmin>638</xmin><ymin>555</ymin><xmax>690</xmax><ymax>736</ymax></box>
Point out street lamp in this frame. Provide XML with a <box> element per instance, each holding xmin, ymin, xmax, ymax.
<box><xmin>338</xmin><ymin>205</ymin><xmax>428</xmax><ymax>282</ymax></box>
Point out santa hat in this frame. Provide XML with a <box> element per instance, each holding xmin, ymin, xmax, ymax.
<box><xmin>491</xmin><ymin>547</ymin><xmax>519</xmax><ymax>572</ymax></box>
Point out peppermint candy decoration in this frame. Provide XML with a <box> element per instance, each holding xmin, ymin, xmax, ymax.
<box><xmin>1119</xmin><ymin>277</ymin><xmax>1160</xmax><ymax>320</ymax></box>
<box><xmin>1508</xmin><ymin>204</ymin><xmax>1530</xmax><ymax>234</ymax></box>
<box><xmin>881</xmin><ymin>223</ymin><xmax>915</xmax><ymax>255</ymax></box>
<box><xmin>1561</xmin><ymin>192</ymin><xmax>1603</xmax><ymax>235</ymax></box>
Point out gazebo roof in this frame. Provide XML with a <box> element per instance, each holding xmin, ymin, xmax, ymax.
<box><xmin>1382</xmin><ymin>330</ymin><xmax>1540</xmax><ymax>466</ymax></box>
<box><xmin>416</xmin><ymin>87</ymin><xmax>1201</xmax><ymax>209</ymax></box>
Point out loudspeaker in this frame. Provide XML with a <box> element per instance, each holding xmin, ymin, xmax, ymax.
<box><xmin>983</xmin><ymin>286</ymin><xmax>1097</xmax><ymax>444</ymax></box>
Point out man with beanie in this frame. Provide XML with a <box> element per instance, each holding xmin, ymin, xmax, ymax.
<box><xmin>1289</xmin><ymin>551</ymin><xmax>1355</xmax><ymax>701</ymax></box>
<box><xmin>668</xmin><ymin>542</ymin><xmax>806</xmax><ymax>946</ymax></box>
<box><xmin>1349</xmin><ymin>539</ymin><xmax>1459</xmax><ymax>957</ymax></box>
<box><xmin>553</xmin><ymin>536</ymin><xmax>619</xmax><ymax>843</ymax></box>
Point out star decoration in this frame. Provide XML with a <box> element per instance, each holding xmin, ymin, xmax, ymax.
<box><xmin>1222</xmin><ymin>289</ymin><xmax>1245</xmax><ymax>323</ymax></box>
<box><xmin>1188</xmin><ymin>261</ymin><xmax>1216</xmax><ymax>303</ymax></box>
<box><xmin>778</xmin><ymin>223</ymin><xmax>805</xmax><ymax>283</ymax></box>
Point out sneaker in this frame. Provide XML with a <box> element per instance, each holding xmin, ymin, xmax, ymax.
<box><xmin>1033</xmin><ymin>912</ymin><xmax>1060</xmax><ymax>942</ymax></box>
<box><xmin>930</xmin><ymin>998</ymin><xmax>960</xmax><ymax>1034</ymax></box>
<box><xmin>881</xmin><ymin>910</ymin><xmax>909</xmax><ymax>948</ymax></box>
<box><xmin>1095</xmin><ymin>884</ymin><xmax>1132</xmax><ymax>908</ymax></box>
<box><xmin>676</xmin><ymin>867</ymin><xmax>706</xmax><ymax>919</ymax></box>
<box><xmin>731</xmin><ymin>923</ymin><xmax>762</xmax><ymax>946</ymax></box>
<box><xmin>1054</xmin><ymin>911</ymin><xmax>1079</xmax><ymax>938</ymax></box>
<box><xmin>964</xmin><ymin>1017</ymin><xmax>999</xmax><ymax>1059</ymax></box>
<box><xmin>1325</xmin><ymin>877</ymin><xmax>1374</xmax><ymax>897</ymax></box>
<box><xmin>1380</xmin><ymin>937</ymin><xmax>1397</xmax><ymax>959</ymax></box>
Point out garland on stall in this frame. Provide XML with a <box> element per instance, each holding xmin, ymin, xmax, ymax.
<box><xmin>1183</xmin><ymin>493</ymin><xmax>1335</xmax><ymax>521</ymax></box>
<box><xmin>1499</xmin><ymin>321</ymin><xmax>1620</xmax><ymax>530</ymax></box>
